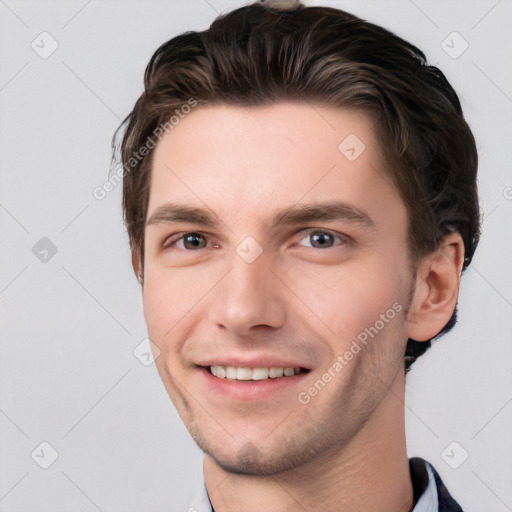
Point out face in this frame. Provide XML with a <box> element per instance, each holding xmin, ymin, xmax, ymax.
<box><xmin>141</xmin><ymin>103</ymin><xmax>414</xmax><ymax>475</ymax></box>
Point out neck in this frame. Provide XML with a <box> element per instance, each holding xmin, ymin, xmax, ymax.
<box><xmin>203</xmin><ymin>370</ymin><xmax>413</xmax><ymax>512</ymax></box>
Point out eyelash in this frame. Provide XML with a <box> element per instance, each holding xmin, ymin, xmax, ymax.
<box><xmin>162</xmin><ymin>232</ymin><xmax>217</xmax><ymax>251</ymax></box>
<box><xmin>162</xmin><ymin>229</ymin><xmax>347</xmax><ymax>251</ymax></box>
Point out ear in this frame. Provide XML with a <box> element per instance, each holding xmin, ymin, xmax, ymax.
<box><xmin>131</xmin><ymin>249</ymin><xmax>143</xmax><ymax>286</ymax></box>
<box><xmin>407</xmin><ymin>232</ymin><xmax>465</xmax><ymax>342</ymax></box>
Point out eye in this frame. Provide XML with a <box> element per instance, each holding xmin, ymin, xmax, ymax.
<box><xmin>163</xmin><ymin>232</ymin><xmax>209</xmax><ymax>250</ymax></box>
<box><xmin>297</xmin><ymin>229</ymin><xmax>344</xmax><ymax>249</ymax></box>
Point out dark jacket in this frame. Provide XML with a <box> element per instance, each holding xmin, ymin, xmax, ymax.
<box><xmin>410</xmin><ymin>457</ymin><xmax>464</xmax><ymax>511</ymax></box>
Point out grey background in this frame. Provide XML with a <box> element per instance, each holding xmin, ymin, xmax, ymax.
<box><xmin>1</xmin><ymin>0</ymin><xmax>511</xmax><ymax>510</ymax></box>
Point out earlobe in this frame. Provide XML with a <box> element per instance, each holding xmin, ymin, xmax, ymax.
<box><xmin>407</xmin><ymin>233</ymin><xmax>465</xmax><ymax>342</ymax></box>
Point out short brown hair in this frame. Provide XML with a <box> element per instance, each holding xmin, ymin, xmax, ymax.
<box><xmin>113</xmin><ymin>1</ymin><xmax>481</xmax><ymax>372</ymax></box>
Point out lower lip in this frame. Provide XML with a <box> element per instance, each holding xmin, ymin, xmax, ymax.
<box><xmin>197</xmin><ymin>367</ymin><xmax>310</xmax><ymax>401</ymax></box>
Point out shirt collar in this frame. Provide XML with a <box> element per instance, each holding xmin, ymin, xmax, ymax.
<box><xmin>409</xmin><ymin>457</ymin><xmax>439</xmax><ymax>512</ymax></box>
<box><xmin>188</xmin><ymin>482</ymin><xmax>213</xmax><ymax>512</ymax></box>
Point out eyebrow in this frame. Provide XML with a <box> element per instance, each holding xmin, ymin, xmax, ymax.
<box><xmin>270</xmin><ymin>202</ymin><xmax>376</xmax><ymax>230</ymax></box>
<box><xmin>146</xmin><ymin>203</ymin><xmax>221</xmax><ymax>228</ymax></box>
<box><xmin>145</xmin><ymin>201</ymin><xmax>376</xmax><ymax>231</ymax></box>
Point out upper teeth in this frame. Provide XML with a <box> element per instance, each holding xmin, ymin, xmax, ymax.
<box><xmin>210</xmin><ymin>366</ymin><xmax>301</xmax><ymax>380</ymax></box>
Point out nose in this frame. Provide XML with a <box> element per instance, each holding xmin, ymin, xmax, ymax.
<box><xmin>207</xmin><ymin>250</ymin><xmax>287</xmax><ymax>337</ymax></box>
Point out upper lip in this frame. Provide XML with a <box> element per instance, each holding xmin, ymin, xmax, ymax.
<box><xmin>196</xmin><ymin>357</ymin><xmax>311</xmax><ymax>370</ymax></box>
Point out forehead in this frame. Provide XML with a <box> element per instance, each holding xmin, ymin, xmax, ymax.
<box><xmin>147</xmin><ymin>102</ymin><xmax>404</xmax><ymax>229</ymax></box>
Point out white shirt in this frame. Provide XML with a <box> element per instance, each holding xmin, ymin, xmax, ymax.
<box><xmin>187</xmin><ymin>458</ymin><xmax>439</xmax><ymax>512</ymax></box>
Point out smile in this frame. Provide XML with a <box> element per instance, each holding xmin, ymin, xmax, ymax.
<box><xmin>209</xmin><ymin>366</ymin><xmax>306</xmax><ymax>381</ymax></box>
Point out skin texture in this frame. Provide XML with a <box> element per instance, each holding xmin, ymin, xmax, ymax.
<box><xmin>133</xmin><ymin>103</ymin><xmax>464</xmax><ymax>511</ymax></box>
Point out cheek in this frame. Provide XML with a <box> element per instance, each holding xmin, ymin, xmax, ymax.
<box><xmin>142</xmin><ymin>268</ymin><xmax>200</xmax><ymax>346</ymax></box>
<box><xmin>287</xmin><ymin>256</ymin><xmax>408</xmax><ymax>347</ymax></box>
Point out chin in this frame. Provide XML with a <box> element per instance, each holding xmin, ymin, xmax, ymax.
<box><xmin>192</xmin><ymin>427</ymin><xmax>328</xmax><ymax>476</ymax></box>
<box><xmin>210</xmin><ymin>448</ymin><xmax>313</xmax><ymax>476</ymax></box>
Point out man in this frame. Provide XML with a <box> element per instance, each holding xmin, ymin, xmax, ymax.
<box><xmin>113</xmin><ymin>1</ymin><xmax>480</xmax><ymax>510</ymax></box>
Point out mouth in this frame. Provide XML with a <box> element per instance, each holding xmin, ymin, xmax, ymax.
<box><xmin>204</xmin><ymin>365</ymin><xmax>310</xmax><ymax>381</ymax></box>
<box><xmin>195</xmin><ymin>361</ymin><xmax>312</xmax><ymax>401</ymax></box>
